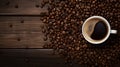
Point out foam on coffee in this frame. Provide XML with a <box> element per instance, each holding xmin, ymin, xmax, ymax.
<box><xmin>83</xmin><ymin>18</ymin><xmax>108</xmax><ymax>41</ymax></box>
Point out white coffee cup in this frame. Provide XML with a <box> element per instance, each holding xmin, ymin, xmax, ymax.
<box><xmin>82</xmin><ymin>16</ymin><xmax>117</xmax><ymax>44</ymax></box>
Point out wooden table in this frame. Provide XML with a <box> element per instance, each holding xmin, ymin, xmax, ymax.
<box><xmin>0</xmin><ymin>0</ymin><xmax>68</xmax><ymax>67</ymax></box>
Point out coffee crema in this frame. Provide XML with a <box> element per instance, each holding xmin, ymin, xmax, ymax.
<box><xmin>91</xmin><ymin>21</ymin><xmax>108</xmax><ymax>40</ymax></box>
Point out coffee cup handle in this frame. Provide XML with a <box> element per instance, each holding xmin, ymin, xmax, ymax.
<box><xmin>110</xmin><ymin>30</ymin><xmax>117</xmax><ymax>34</ymax></box>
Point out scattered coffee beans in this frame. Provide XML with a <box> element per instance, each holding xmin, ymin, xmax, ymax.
<box><xmin>41</xmin><ymin>0</ymin><xmax>120</xmax><ymax>66</ymax></box>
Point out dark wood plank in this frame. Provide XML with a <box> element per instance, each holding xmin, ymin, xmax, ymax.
<box><xmin>0</xmin><ymin>19</ymin><xmax>48</xmax><ymax>48</ymax></box>
<box><xmin>0</xmin><ymin>33</ymin><xmax>48</xmax><ymax>48</ymax></box>
<box><xmin>0</xmin><ymin>21</ymin><xmax>44</xmax><ymax>33</ymax></box>
<box><xmin>0</xmin><ymin>0</ymin><xmax>48</xmax><ymax>15</ymax></box>
<box><xmin>0</xmin><ymin>16</ymin><xmax>41</xmax><ymax>21</ymax></box>
<box><xmin>0</xmin><ymin>0</ymin><xmax>48</xmax><ymax>48</ymax></box>
<box><xmin>0</xmin><ymin>49</ymin><xmax>67</xmax><ymax>67</ymax></box>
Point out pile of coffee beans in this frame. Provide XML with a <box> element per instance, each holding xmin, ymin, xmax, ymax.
<box><xmin>41</xmin><ymin>0</ymin><xmax>120</xmax><ymax>66</ymax></box>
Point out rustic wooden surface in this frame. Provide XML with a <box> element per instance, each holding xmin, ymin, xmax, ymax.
<box><xmin>0</xmin><ymin>17</ymin><xmax>47</xmax><ymax>48</ymax></box>
<box><xmin>0</xmin><ymin>0</ymin><xmax>49</xmax><ymax>48</ymax></box>
<box><xmin>0</xmin><ymin>49</ymin><xmax>68</xmax><ymax>67</ymax></box>
<box><xmin>0</xmin><ymin>0</ymin><xmax>48</xmax><ymax>15</ymax></box>
<box><xmin>0</xmin><ymin>0</ymin><xmax>119</xmax><ymax>67</ymax></box>
<box><xmin>0</xmin><ymin>0</ymin><xmax>64</xmax><ymax>67</ymax></box>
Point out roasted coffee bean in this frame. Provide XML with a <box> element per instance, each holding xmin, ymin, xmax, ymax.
<box><xmin>15</xmin><ymin>5</ymin><xmax>18</xmax><ymax>8</ymax></box>
<box><xmin>35</xmin><ymin>5</ymin><xmax>39</xmax><ymax>8</ymax></box>
<box><xmin>9</xmin><ymin>24</ymin><xmax>13</xmax><ymax>28</ymax></box>
<box><xmin>21</xmin><ymin>20</ymin><xmax>24</xmax><ymax>23</ymax></box>
<box><xmin>17</xmin><ymin>38</ymin><xmax>21</xmax><ymax>41</ymax></box>
<box><xmin>41</xmin><ymin>0</ymin><xmax>120</xmax><ymax>66</ymax></box>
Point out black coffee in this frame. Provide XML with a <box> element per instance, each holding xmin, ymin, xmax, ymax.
<box><xmin>91</xmin><ymin>21</ymin><xmax>108</xmax><ymax>40</ymax></box>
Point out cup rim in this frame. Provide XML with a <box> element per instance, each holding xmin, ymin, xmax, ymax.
<box><xmin>82</xmin><ymin>16</ymin><xmax>111</xmax><ymax>44</ymax></box>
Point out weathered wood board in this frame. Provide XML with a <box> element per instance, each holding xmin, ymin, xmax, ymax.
<box><xmin>0</xmin><ymin>0</ymin><xmax>48</xmax><ymax>48</ymax></box>
<box><xmin>0</xmin><ymin>49</ymin><xmax>68</xmax><ymax>67</ymax></box>
<box><xmin>0</xmin><ymin>0</ymin><xmax>48</xmax><ymax>15</ymax></box>
<box><xmin>0</xmin><ymin>18</ymin><xmax>49</xmax><ymax>48</ymax></box>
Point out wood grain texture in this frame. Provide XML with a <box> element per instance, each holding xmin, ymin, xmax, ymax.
<box><xmin>0</xmin><ymin>0</ymin><xmax>48</xmax><ymax>15</ymax></box>
<box><xmin>0</xmin><ymin>18</ymin><xmax>48</xmax><ymax>48</ymax></box>
<box><xmin>0</xmin><ymin>0</ymin><xmax>48</xmax><ymax>48</ymax></box>
<box><xmin>0</xmin><ymin>49</ymin><xmax>68</xmax><ymax>67</ymax></box>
